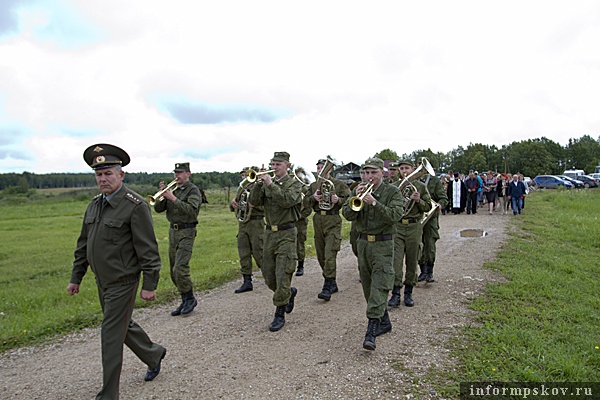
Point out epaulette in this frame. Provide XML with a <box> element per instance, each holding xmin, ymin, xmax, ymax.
<box><xmin>125</xmin><ymin>191</ymin><xmax>143</xmax><ymax>205</ymax></box>
<box><xmin>93</xmin><ymin>193</ymin><xmax>102</xmax><ymax>200</ymax></box>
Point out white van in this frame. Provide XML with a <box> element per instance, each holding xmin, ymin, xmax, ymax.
<box><xmin>563</xmin><ymin>169</ymin><xmax>585</xmax><ymax>178</ymax></box>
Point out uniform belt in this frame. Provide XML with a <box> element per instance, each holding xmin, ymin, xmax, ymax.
<box><xmin>317</xmin><ymin>209</ymin><xmax>339</xmax><ymax>216</ymax></box>
<box><xmin>359</xmin><ymin>233</ymin><xmax>393</xmax><ymax>242</ymax></box>
<box><xmin>249</xmin><ymin>215</ymin><xmax>264</xmax><ymax>220</ymax></box>
<box><xmin>266</xmin><ymin>223</ymin><xmax>295</xmax><ymax>232</ymax></box>
<box><xmin>400</xmin><ymin>218</ymin><xmax>419</xmax><ymax>224</ymax></box>
<box><xmin>170</xmin><ymin>222</ymin><xmax>198</xmax><ymax>230</ymax></box>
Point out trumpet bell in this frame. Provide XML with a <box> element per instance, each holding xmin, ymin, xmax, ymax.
<box><xmin>147</xmin><ymin>179</ymin><xmax>178</xmax><ymax>206</ymax></box>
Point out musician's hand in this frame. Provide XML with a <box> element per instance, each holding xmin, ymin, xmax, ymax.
<box><xmin>410</xmin><ymin>191</ymin><xmax>421</xmax><ymax>203</ymax></box>
<box><xmin>363</xmin><ymin>192</ymin><xmax>376</xmax><ymax>206</ymax></box>
<box><xmin>331</xmin><ymin>194</ymin><xmax>339</xmax><ymax>204</ymax></box>
<box><xmin>163</xmin><ymin>189</ymin><xmax>176</xmax><ymax>202</ymax></box>
<box><xmin>313</xmin><ymin>190</ymin><xmax>322</xmax><ymax>202</ymax></box>
<box><xmin>230</xmin><ymin>199</ymin><xmax>238</xmax><ymax>209</ymax></box>
<box><xmin>260</xmin><ymin>174</ymin><xmax>273</xmax><ymax>186</ymax></box>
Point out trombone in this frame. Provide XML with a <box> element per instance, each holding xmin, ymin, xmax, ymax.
<box><xmin>146</xmin><ymin>179</ymin><xmax>177</xmax><ymax>206</ymax></box>
<box><xmin>349</xmin><ymin>181</ymin><xmax>374</xmax><ymax>211</ymax></box>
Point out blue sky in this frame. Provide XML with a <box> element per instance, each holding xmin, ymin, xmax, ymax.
<box><xmin>1</xmin><ymin>0</ymin><xmax>599</xmax><ymax>174</ymax></box>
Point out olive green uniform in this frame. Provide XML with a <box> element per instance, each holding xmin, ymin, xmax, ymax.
<box><xmin>304</xmin><ymin>176</ymin><xmax>351</xmax><ymax>279</ymax></box>
<box><xmin>419</xmin><ymin>175</ymin><xmax>448</xmax><ymax>267</ymax></box>
<box><xmin>154</xmin><ymin>181</ymin><xmax>201</xmax><ymax>294</ymax></box>
<box><xmin>249</xmin><ymin>174</ymin><xmax>303</xmax><ymax>306</ymax></box>
<box><xmin>342</xmin><ymin>183</ymin><xmax>403</xmax><ymax>319</ymax></box>
<box><xmin>393</xmin><ymin>180</ymin><xmax>432</xmax><ymax>287</ymax></box>
<box><xmin>71</xmin><ymin>186</ymin><xmax>165</xmax><ymax>400</ymax></box>
<box><xmin>230</xmin><ymin>185</ymin><xmax>264</xmax><ymax>275</ymax></box>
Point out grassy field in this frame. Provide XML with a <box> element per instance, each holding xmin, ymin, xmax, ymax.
<box><xmin>439</xmin><ymin>188</ymin><xmax>600</xmax><ymax>396</ymax></box>
<box><xmin>1</xmin><ymin>187</ymin><xmax>599</xmax><ymax>390</ymax></box>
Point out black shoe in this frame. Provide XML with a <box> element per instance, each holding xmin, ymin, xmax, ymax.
<box><xmin>269</xmin><ymin>306</ymin><xmax>286</xmax><ymax>332</ymax></box>
<box><xmin>417</xmin><ymin>265</ymin><xmax>427</xmax><ymax>282</ymax></box>
<box><xmin>295</xmin><ymin>260</ymin><xmax>305</xmax><ymax>276</ymax></box>
<box><xmin>426</xmin><ymin>264</ymin><xmax>435</xmax><ymax>283</ymax></box>
<box><xmin>330</xmin><ymin>280</ymin><xmax>338</xmax><ymax>294</ymax></box>
<box><xmin>170</xmin><ymin>293</ymin><xmax>185</xmax><ymax>316</ymax></box>
<box><xmin>144</xmin><ymin>348</ymin><xmax>166</xmax><ymax>382</ymax></box>
<box><xmin>234</xmin><ymin>274</ymin><xmax>253</xmax><ymax>293</ymax></box>
<box><xmin>363</xmin><ymin>319</ymin><xmax>380</xmax><ymax>351</ymax></box>
<box><xmin>318</xmin><ymin>278</ymin><xmax>333</xmax><ymax>301</ymax></box>
<box><xmin>387</xmin><ymin>286</ymin><xmax>401</xmax><ymax>308</ymax></box>
<box><xmin>375</xmin><ymin>310</ymin><xmax>392</xmax><ymax>337</ymax></box>
<box><xmin>285</xmin><ymin>287</ymin><xmax>297</xmax><ymax>314</ymax></box>
<box><xmin>180</xmin><ymin>290</ymin><xmax>197</xmax><ymax>316</ymax></box>
<box><xmin>403</xmin><ymin>285</ymin><xmax>414</xmax><ymax>307</ymax></box>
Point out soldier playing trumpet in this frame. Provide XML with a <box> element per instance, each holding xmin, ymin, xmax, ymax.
<box><xmin>230</xmin><ymin>166</ymin><xmax>264</xmax><ymax>294</ymax></box>
<box><xmin>303</xmin><ymin>157</ymin><xmax>351</xmax><ymax>301</ymax></box>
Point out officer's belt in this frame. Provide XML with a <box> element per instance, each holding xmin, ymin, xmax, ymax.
<box><xmin>400</xmin><ymin>218</ymin><xmax>419</xmax><ymax>224</ymax></box>
<box><xmin>170</xmin><ymin>222</ymin><xmax>198</xmax><ymax>230</ymax></box>
<box><xmin>266</xmin><ymin>223</ymin><xmax>295</xmax><ymax>232</ymax></box>
<box><xmin>316</xmin><ymin>209</ymin><xmax>339</xmax><ymax>216</ymax></box>
<box><xmin>359</xmin><ymin>233</ymin><xmax>393</xmax><ymax>242</ymax></box>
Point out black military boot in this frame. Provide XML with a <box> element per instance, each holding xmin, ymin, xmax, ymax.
<box><xmin>234</xmin><ymin>274</ymin><xmax>253</xmax><ymax>293</ymax></box>
<box><xmin>170</xmin><ymin>293</ymin><xmax>186</xmax><ymax>316</ymax></box>
<box><xmin>362</xmin><ymin>318</ymin><xmax>380</xmax><ymax>351</ymax></box>
<box><xmin>269</xmin><ymin>305</ymin><xmax>286</xmax><ymax>332</ymax></box>
<box><xmin>403</xmin><ymin>285</ymin><xmax>414</xmax><ymax>307</ymax></box>
<box><xmin>426</xmin><ymin>263</ymin><xmax>435</xmax><ymax>283</ymax></box>
<box><xmin>318</xmin><ymin>278</ymin><xmax>333</xmax><ymax>301</ymax></box>
<box><xmin>180</xmin><ymin>290</ymin><xmax>198</xmax><ymax>316</ymax></box>
<box><xmin>375</xmin><ymin>309</ymin><xmax>392</xmax><ymax>337</ymax></box>
<box><xmin>387</xmin><ymin>286</ymin><xmax>401</xmax><ymax>308</ymax></box>
<box><xmin>285</xmin><ymin>287</ymin><xmax>297</xmax><ymax>314</ymax></box>
<box><xmin>417</xmin><ymin>264</ymin><xmax>427</xmax><ymax>282</ymax></box>
<box><xmin>295</xmin><ymin>260</ymin><xmax>305</xmax><ymax>276</ymax></box>
<box><xmin>330</xmin><ymin>279</ymin><xmax>339</xmax><ymax>294</ymax></box>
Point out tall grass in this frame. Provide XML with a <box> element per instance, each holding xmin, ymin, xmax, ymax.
<box><xmin>442</xmin><ymin>189</ymin><xmax>600</xmax><ymax>395</ymax></box>
<box><xmin>0</xmin><ymin>188</ymin><xmax>323</xmax><ymax>352</ymax></box>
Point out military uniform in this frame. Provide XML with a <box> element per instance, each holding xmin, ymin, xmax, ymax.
<box><xmin>230</xmin><ymin>167</ymin><xmax>264</xmax><ymax>293</ymax></box>
<box><xmin>70</xmin><ymin>144</ymin><xmax>165</xmax><ymax>400</ymax></box>
<box><xmin>342</xmin><ymin>157</ymin><xmax>403</xmax><ymax>350</ymax></box>
<box><xmin>388</xmin><ymin>161</ymin><xmax>432</xmax><ymax>308</ymax></box>
<box><xmin>154</xmin><ymin>162</ymin><xmax>201</xmax><ymax>316</ymax></box>
<box><xmin>304</xmin><ymin>158</ymin><xmax>351</xmax><ymax>300</ymax></box>
<box><xmin>248</xmin><ymin>152</ymin><xmax>303</xmax><ymax>331</ymax></box>
<box><xmin>384</xmin><ymin>162</ymin><xmax>401</xmax><ymax>185</ymax></box>
<box><xmin>418</xmin><ymin>174</ymin><xmax>448</xmax><ymax>282</ymax></box>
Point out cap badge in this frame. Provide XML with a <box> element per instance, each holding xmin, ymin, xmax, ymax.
<box><xmin>93</xmin><ymin>146</ymin><xmax>104</xmax><ymax>153</ymax></box>
<box><xmin>95</xmin><ymin>155</ymin><xmax>105</xmax><ymax>163</ymax></box>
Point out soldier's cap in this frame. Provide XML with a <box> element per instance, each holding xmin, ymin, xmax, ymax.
<box><xmin>240</xmin><ymin>166</ymin><xmax>250</xmax><ymax>173</ymax></box>
<box><xmin>362</xmin><ymin>157</ymin><xmax>384</xmax><ymax>170</ymax></box>
<box><xmin>316</xmin><ymin>158</ymin><xmax>327</xmax><ymax>165</ymax></box>
<box><xmin>84</xmin><ymin>144</ymin><xmax>130</xmax><ymax>170</ymax></box>
<box><xmin>397</xmin><ymin>159</ymin><xmax>414</xmax><ymax>167</ymax></box>
<box><xmin>387</xmin><ymin>162</ymin><xmax>399</xmax><ymax>170</ymax></box>
<box><xmin>174</xmin><ymin>162</ymin><xmax>190</xmax><ymax>172</ymax></box>
<box><xmin>271</xmin><ymin>151</ymin><xmax>290</xmax><ymax>162</ymax></box>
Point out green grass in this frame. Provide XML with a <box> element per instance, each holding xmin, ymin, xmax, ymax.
<box><xmin>0</xmin><ymin>188</ymin><xmax>323</xmax><ymax>352</ymax></box>
<box><xmin>438</xmin><ymin>189</ymin><xmax>600</xmax><ymax>396</ymax></box>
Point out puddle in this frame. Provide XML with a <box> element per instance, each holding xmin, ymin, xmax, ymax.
<box><xmin>459</xmin><ymin>229</ymin><xmax>487</xmax><ymax>238</ymax></box>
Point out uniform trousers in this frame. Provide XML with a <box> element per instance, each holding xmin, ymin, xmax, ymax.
<box><xmin>96</xmin><ymin>281</ymin><xmax>165</xmax><ymax>400</ymax></box>
<box><xmin>419</xmin><ymin>215</ymin><xmax>440</xmax><ymax>266</ymax></box>
<box><xmin>313</xmin><ymin>213</ymin><xmax>343</xmax><ymax>279</ymax></box>
<box><xmin>168</xmin><ymin>227</ymin><xmax>196</xmax><ymax>293</ymax></box>
<box><xmin>262</xmin><ymin>227</ymin><xmax>298</xmax><ymax>306</ymax></box>
<box><xmin>237</xmin><ymin>219</ymin><xmax>264</xmax><ymax>275</ymax></box>
<box><xmin>393</xmin><ymin>221</ymin><xmax>423</xmax><ymax>288</ymax></box>
<box><xmin>295</xmin><ymin>217</ymin><xmax>308</xmax><ymax>261</ymax></box>
<box><xmin>357</xmin><ymin>238</ymin><xmax>395</xmax><ymax>319</ymax></box>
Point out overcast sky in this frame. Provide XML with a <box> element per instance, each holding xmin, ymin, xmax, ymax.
<box><xmin>1</xmin><ymin>0</ymin><xmax>599</xmax><ymax>176</ymax></box>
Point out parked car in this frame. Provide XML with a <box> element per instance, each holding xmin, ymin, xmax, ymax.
<box><xmin>576</xmin><ymin>175</ymin><xmax>599</xmax><ymax>188</ymax></box>
<box><xmin>589</xmin><ymin>173</ymin><xmax>600</xmax><ymax>181</ymax></box>
<box><xmin>533</xmin><ymin>175</ymin><xmax>574</xmax><ymax>189</ymax></box>
<box><xmin>558</xmin><ymin>175</ymin><xmax>584</xmax><ymax>188</ymax></box>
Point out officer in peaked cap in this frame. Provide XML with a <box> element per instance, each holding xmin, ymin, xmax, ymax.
<box><xmin>69</xmin><ymin>143</ymin><xmax>166</xmax><ymax>398</ymax></box>
<box><xmin>83</xmin><ymin>143</ymin><xmax>131</xmax><ymax>169</ymax></box>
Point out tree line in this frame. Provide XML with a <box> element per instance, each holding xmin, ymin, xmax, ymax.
<box><xmin>1</xmin><ymin>135</ymin><xmax>599</xmax><ymax>192</ymax></box>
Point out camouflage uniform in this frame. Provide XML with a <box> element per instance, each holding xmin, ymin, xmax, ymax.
<box><xmin>230</xmin><ymin>184</ymin><xmax>264</xmax><ymax>276</ymax></box>
<box><xmin>419</xmin><ymin>174</ymin><xmax>448</xmax><ymax>282</ymax></box>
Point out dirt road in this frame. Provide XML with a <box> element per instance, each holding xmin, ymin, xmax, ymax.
<box><xmin>0</xmin><ymin>212</ymin><xmax>508</xmax><ymax>399</ymax></box>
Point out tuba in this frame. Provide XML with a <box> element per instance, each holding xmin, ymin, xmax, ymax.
<box><xmin>146</xmin><ymin>179</ymin><xmax>177</xmax><ymax>206</ymax></box>
<box><xmin>396</xmin><ymin>158</ymin><xmax>436</xmax><ymax>217</ymax></box>
<box><xmin>316</xmin><ymin>157</ymin><xmax>336</xmax><ymax>210</ymax></box>
<box><xmin>349</xmin><ymin>180</ymin><xmax>374</xmax><ymax>211</ymax></box>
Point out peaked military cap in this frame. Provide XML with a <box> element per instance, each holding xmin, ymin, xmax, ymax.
<box><xmin>84</xmin><ymin>144</ymin><xmax>130</xmax><ymax>170</ymax></box>
<box><xmin>397</xmin><ymin>159</ymin><xmax>414</xmax><ymax>167</ymax></box>
<box><xmin>362</xmin><ymin>157</ymin><xmax>384</xmax><ymax>170</ymax></box>
<box><xmin>271</xmin><ymin>151</ymin><xmax>290</xmax><ymax>162</ymax></box>
<box><xmin>174</xmin><ymin>162</ymin><xmax>190</xmax><ymax>172</ymax></box>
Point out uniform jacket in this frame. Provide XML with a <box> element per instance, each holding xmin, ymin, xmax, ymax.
<box><xmin>154</xmin><ymin>181</ymin><xmax>201</xmax><ymax>224</ymax></box>
<box><xmin>342</xmin><ymin>182</ymin><xmax>403</xmax><ymax>235</ymax></box>
<box><xmin>249</xmin><ymin>174</ymin><xmax>303</xmax><ymax>226</ymax></box>
<box><xmin>304</xmin><ymin>176</ymin><xmax>352</xmax><ymax>214</ymax></box>
<box><xmin>398</xmin><ymin>179</ymin><xmax>432</xmax><ymax>219</ymax></box>
<box><xmin>71</xmin><ymin>185</ymin><xmax>161</xmax><ymax>291</ymax></box>
<box><xmin>423</xmin><ymin>175</ymin><xmax>449</xmax><ymax>210</ymax></box>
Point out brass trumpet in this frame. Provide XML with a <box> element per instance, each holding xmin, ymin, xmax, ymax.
<box><xmin>349</xmin><ymin>181</ymin><xmax>374</xmax><ymax>211</ymax></box>
<box><xmin>245</xmin><ymin>168</ymin><xmax>276</xmax><ymax>184</ymax></box>
<box><xmin>146</xmin><ymin>179</ymin><xmax>177</xmax><ymax>205</ymax></box>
